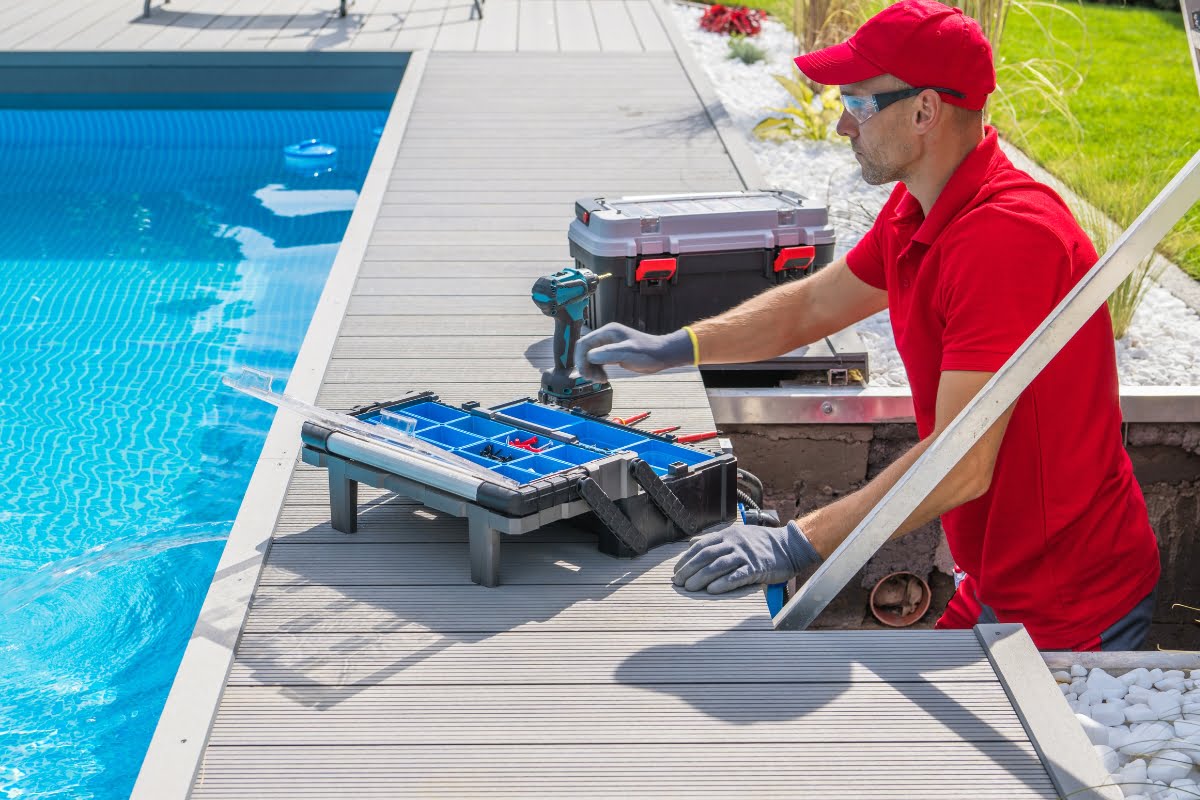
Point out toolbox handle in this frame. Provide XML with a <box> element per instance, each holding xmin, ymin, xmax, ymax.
<box><xmin>635</xmin><ymin>257</ymin><xmax>677</xmax><ymax>283</ymax></box>
<box><xmin>575</xmin><ymin>198</ymin><xmax>604</xmax><ymax>225</ymax></box>
<box><xmin>487</xmin><ymin>411</ymin><xmax>580</xmax><ymax>445</ymax></box>
<box><xmin>579</xmin><ymin>476</ymin><xmax>648</xmax><ymax>555</ymax></box>
<box><xmin>630</xmin><ymin>458</ymin><xmax>699</xmax><ymax>536</ymax></box>
<box><xmin>774</xmin><ymin>245</ymin><xmax>816</xmax><ymax>273</ymax></box>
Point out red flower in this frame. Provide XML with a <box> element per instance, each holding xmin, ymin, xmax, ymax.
<box><xmin>699</xmin><ymin>4</ymin><xmax>765</xmax><ymax>36</ymax></box>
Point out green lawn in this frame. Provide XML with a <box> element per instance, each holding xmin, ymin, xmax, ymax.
<box><xmin>996</xmin><ymin>1</ymin><xmax>1200</xmax><ymax>277</ymax></box>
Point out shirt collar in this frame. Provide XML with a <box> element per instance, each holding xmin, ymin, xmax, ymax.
<box><xmin>908</xmin><ymin>126</ymin><xmax>1001</xmax><ymax>246</ymax></box>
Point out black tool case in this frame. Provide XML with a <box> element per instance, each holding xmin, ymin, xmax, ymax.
<box><xmin>568</xmin><ymin>190</ymin><xmax>836</xmax><ymax>335</ymax></box>
<box><xmin>300</xmin><ymin>393</ymin><xmax>737</xmax><ymax>586</ymax></box>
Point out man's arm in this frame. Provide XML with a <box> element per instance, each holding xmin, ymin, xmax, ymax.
<box><xmin>689</xmin><ymin>257</ymin><xmax>888</xmax><ymax>365</ymax></box>
<box><xmin>799</xmin><ymin>369</ymin><xmax>1015</xmax><ymax>558</ymax></box>
<box><xmin>672</xmin><ymin>369</ymin><xmax>1016</xmax><ymax>593</ymax></box>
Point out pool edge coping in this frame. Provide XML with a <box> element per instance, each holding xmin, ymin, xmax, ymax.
<box><xmin>129</xmin><ymin>48</ymin><xmax>430</xmax><ymax>800</ymax></box>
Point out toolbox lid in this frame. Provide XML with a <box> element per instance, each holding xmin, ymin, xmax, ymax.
<box><xmin>569</xmin><ymin>189</ymin><xmax>836</xmax><ymax>258</ymax></box>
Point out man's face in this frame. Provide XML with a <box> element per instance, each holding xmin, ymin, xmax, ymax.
<box><xmin>836</xmin><ymin>75</ymin><xmax>918</xmax><ymax>186</ymax></box>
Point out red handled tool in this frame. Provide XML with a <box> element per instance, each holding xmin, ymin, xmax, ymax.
<box><xmin>508</xmin><ymin>436</ymin><xmax>549</xmax><ymax>453</ymax></box>
<box><xmin>674</xmin><ymin>431</ymin><xmax>719</xmax><ymax>444</ymax></box>
<box><xmin>611</xmin><ymin>411</ymin><xmax>651</xmax><ymax>426</ymax></box>
<box><xmin>650</xmin><ymin>425</ymin><xmax>681</xmax><ymax>435</ymax></box>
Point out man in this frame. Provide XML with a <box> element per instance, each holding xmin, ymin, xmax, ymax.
<box><xmin>575</xmin><ymin>0</ymin><xmax>1160</xmax><ymax>651</ymax></box>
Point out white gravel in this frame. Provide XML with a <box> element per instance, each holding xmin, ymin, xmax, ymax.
<box><xmin>668</xmin><ymin>2</ymin><xmax>1200</xmax><ymax>387</ymax></box>
<box><xmin>1055</xmin><ymin>666</ymin><xmax>1200</xmax><ymax>799</ymax></box>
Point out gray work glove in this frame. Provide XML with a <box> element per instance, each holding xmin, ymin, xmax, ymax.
<box><xmin>672</xmin><ymin>520</ymin><xmax>822</xmax><ymax>594</ymax></box>
<box><xmin>575</xmin><ymin>323</ymin><xmax>694</xmax><ymax>383</ymax></box>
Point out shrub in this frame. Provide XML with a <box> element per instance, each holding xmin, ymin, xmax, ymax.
<box><xmin>700</xmin><ymin>4</ymin><xmax>767</xmax><ymax>36</ymax></box>
<box><xmin>727</xmin><ymin>33</ymin><xmax>768</xmax><ymax>63</ymax></box>
<box><xmin>1067</xmin><ymin>171</ymin><xmax>1166</xmax><ymax>340</ymax></box>
<box><xmin>753</xmin><ymin>68</ymin><xmax>844</xmax><ymax>141</ymax></box>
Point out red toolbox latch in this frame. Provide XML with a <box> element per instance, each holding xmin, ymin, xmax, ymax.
<box><xmin>636</xmin><ymin>257</ymin><xmax>677</xmax><ymax>283</ymax></box>
<box><xmin>773</xmin><ymin>245</ymin><xmax>815</xmax><ymax>273</ymax></box>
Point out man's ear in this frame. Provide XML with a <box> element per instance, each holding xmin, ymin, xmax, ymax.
<box><xmin>912</xmin><ymin>90</ymin><xmax>941</xmax><ymax>131</ymax></box>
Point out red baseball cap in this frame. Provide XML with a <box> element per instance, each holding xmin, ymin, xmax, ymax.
<box><xmin>793</xmin><ymin>0</ymin><xmax>995</xmax><ymax>111</ymax></box>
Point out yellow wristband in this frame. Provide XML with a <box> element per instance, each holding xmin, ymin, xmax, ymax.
<box><xmin>682</xmin><ymin>326</ymin><xmax>701</xmax><ymax>366</ymax></box>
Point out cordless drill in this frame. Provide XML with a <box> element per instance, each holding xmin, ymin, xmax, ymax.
<box><xmin>531</xmin><ymin>266</ymin><xmax>613</xmax><ymax>415</ymax></box>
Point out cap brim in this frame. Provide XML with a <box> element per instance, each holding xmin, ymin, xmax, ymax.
<box><xmin>794</xmin><ymin>41</ymin><xmax>883</xmax><ymax>87</ymax></box>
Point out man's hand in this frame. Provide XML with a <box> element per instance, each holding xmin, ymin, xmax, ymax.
<box><xmin>672</xmin><ymin>520</ymin><xmax>822</xmax><ymax>594</ymax></box>
<box><xmin>575</xmin><ymin>323</ymin><xmax>695</xmax><ymax>383</ymax></box>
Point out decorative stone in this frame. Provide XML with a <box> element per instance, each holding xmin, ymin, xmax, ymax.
<box><xmin>1093</xmin><ymin>743</ymin><xmax>1119</xmax><ymax>773</ymax></box>
<box><xmin>1076</xmin><ymin>713</ymin><xmax>1109</xmax><ymax>746</ymax></box>
<box><xmin>1148</xmin><ymin>751</ymin><xmax>1192</xmax><ymax>783</ymax></box>
<box><xmin>1170</xmin><ymin>779</ymin><xmax>1200</xmax><ymax>797</ymax></box>
<box><xmin>1052</xmin><ymin>670</ymin><xmax>1072</xmax><ymax>683</ymax></box>
<box><xmin>1127</xmin><ymin>704</ymin><xmax>1160</xmax><ymax>724</ymax></box>
<box><xmin>1080</xmin><ymin>688</ymin><xmax>1105</xmax><ymax>707</ymax></box>
<box><xmin>1156</xmin><ymin>677</ymin><xmax>1187</xmax><ymax>693</ymax></box>
<box><xmin>1071</xmin><ymin>664</ymin><xmax>1087</xmax><ymax>678</ymax></box>
<box><xmin>1175</xmin><ymin>719</ymin><xmax>1200</xmax><ymax>738</ymax></box>
<box><xmin>1120</xmin><ymin>758</ymin><xmax>1149</xmax><ymax>787</ymax></box>
<box><xmin>1071</xmin><ymin>678</ymin><xmax>1089</xmax><ymax>695</ymax></box>
<box><xmin>1182</xmin><ymin>734</ymin><xmax>1200</xmax><ymax>765</ymax></box>
<box><xmin>1129</xmin><ymin>686</ymin><xmax>1156</xmax><ymax>705</ymax></box>
<box><xmin>1066</xmin><ymin>692</ymin><xmax>1078</xmax><ymax>702</ymax></box>
<box><xmin>1092</xmin><ymin>703</ymin><xmax>1127</xmax><ymax>727</ymax></box>
<box><xmin>1151</xmin><ymin>669</ymin><xmax>1166</xmax><ymax>683</ymax></box>
<box><xmin>1149</xmin><ymin>691</ymin><xmax>1185</xmax><ymax>722</ymax></box>
<box><xmin>1058</xmin><ymin>682</ymin><xmax>1070</xmax><ymax>696</ymax></box>
<box><xmin>1122</xmin><ymin>722</ymin><xmax>1175</xmax><ymax>756</ymax></box>
<box><xmin>1123</xmin><ymin>667</ymin><xmax>1153</xmax><ymax>688</ymax></box>
<box><xmin>1090</xmin><ymin>669</ymin><xmax>1129</xmax><ymax>700</ymax></box>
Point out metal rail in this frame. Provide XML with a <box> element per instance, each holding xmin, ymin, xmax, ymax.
<box><xmin>775</xmin><ymin>149</ymin><xmax>1200</xmax><ymax>631</ymax></box>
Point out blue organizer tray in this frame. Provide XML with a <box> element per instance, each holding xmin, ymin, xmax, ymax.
<box><xmin>359</xmin><ymin>398</ymin><xmax>713</xmax><ymax>484</ymax></box>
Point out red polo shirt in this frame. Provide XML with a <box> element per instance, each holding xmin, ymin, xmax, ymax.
<box><xmin>846</xmin><ymin>128</ymin><xmax>1160</xmax><ymax>650</ymax></box>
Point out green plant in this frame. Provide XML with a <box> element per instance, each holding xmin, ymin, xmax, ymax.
<box><xmin>984</xmin><ymin>0</ymin><xmax>1087</xmax><ymax>150</ymax></box>
<box><xmin>727</xmin><ymin>33</ymin><xmax>768</xmax><ymax>64</ymax></box>
<box><xmin>791</xmin><ymin>0</ymin><xmax>880</xmax><ymax>84</ymax></box>
<box><xmin>1068</xmin><ymin>171</ymin><xmax>1167</xmax><ymax>340</ymax></box>
<box><xmin>754</xmin><ymin>69</ymin><xmax>844</xmax><ymax>141</ymax></box>
<box><xmin>997</xmin><ymin>1</ymin><xmax>1200</xmax><ymax>281</ymax></box>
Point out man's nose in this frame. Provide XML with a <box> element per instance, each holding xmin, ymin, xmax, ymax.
<box><xmin>835</xmin><ymin>108</ymin><xmax>857</xmax><ymax>138</ymax></box>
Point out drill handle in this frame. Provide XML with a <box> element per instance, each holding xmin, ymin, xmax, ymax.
<box><xmin>554</xmin><ymin>310</ymin><xmax>583</xmax><ymax>374</ymax></box>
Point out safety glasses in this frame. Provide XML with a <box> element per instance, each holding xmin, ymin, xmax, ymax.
<box><xmin>840</xmin><ymin>86</ymin><xmax>967</xmax><ymax>124</ymax></box>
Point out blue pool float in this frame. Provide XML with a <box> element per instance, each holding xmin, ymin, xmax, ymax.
<box><xmin>283</xmin><ymin>139</ymin><xmax>337</xmax><ymax>173</ymax></box>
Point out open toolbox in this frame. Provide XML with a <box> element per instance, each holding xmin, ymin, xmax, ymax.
<box><xmin>299</xmin><ymin>391</ymin><xmax>738</xmax><ymax>585</ymax></box>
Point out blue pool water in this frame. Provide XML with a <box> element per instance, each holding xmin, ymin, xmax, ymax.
<box><xmin>0</xmin><ymin>106</ymin><xmax>387</xmax><ymax>799</ymax></box>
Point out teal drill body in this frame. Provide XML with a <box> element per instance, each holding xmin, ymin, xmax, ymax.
<box><xmin>531</xmin><ymin>266</ymin><xmax>613</xmax><ymax>415</ymax></box>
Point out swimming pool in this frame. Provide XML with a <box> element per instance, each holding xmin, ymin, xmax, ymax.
<box><xmin>0</xmin><ymin>105</ymin><xmax>387</xmax><ymax>799</ymax></box>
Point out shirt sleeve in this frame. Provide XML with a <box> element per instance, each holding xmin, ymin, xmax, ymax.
<box><xmin>845</xmin><ymin>185</ymin><xmax>907</xmax><ymax>291</ymax></box>
<box><xmin>937</xmin><ymin>211</ymin><xmax>1076</xmax><ymax>373</ymax></box>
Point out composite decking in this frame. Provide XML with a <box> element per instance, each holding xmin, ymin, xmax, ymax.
<box><xmin>2</xmin><ymin>1</ymin><xmax>1112</xmax><ymax>797</ymax></box>
<box><xmin>0</xmin><ymin>0</ymin><xmax>679</xmax><ymax>53</ymax></box>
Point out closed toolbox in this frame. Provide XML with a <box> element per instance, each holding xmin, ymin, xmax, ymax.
<box><xmin>568</xmin><ymin>190</ymin><xmax>836</xmax><ymax>335</ymax></box>
<box><xmin>300</xmin><ymin>393</ymin><xmax>737</xmax><ymax>584</ymax></box>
